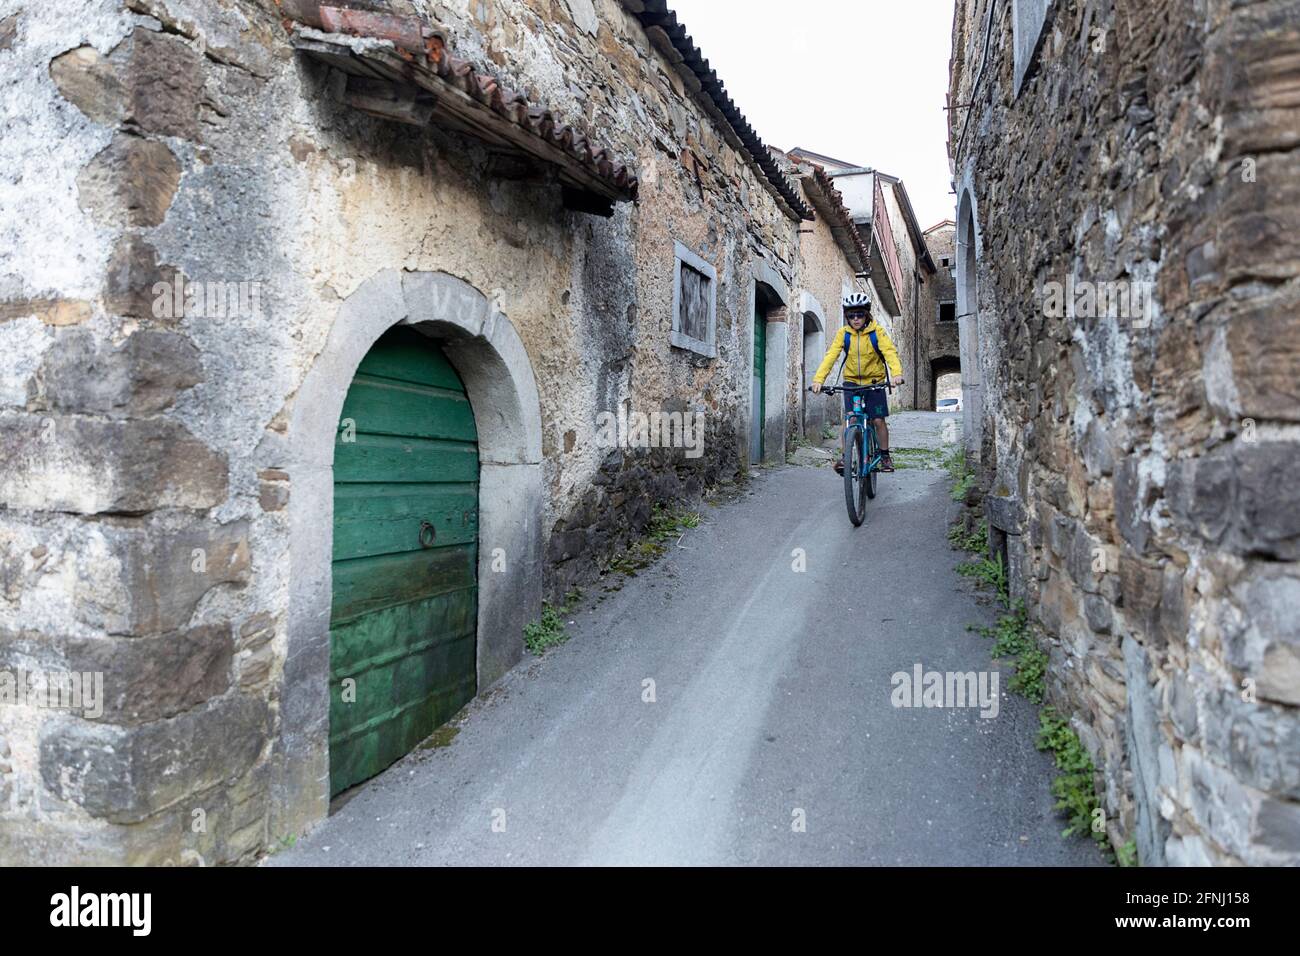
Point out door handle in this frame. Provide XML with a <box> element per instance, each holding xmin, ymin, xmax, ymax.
<box><xmin>418</xmin><ymin>520</ymin><xmax>436</xmax><ymax>548</ymax></box>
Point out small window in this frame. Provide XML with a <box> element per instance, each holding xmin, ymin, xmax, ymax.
<box><xmin>679</xmin><ymin>263</ymin><xmax>709</xmax><ymax>341</ymax></box>
<box><xmin>671</xmin><ymin>240</ymin><xmax>717</xmax><ymax>358</ymax></box>
<box><xmin>1012</xmin><ymin>0</ymin><xmax>1052</xmax><ymax>95</ymax></box>
<box><xmin>940</xmin><ymin>256</ymin><xmax>950</xmax><ymax>267</ymax></box>
<box><xmin>939</xmin><ymin>301</ymin><xmax>956</xmax><ymax>323</ymax></box>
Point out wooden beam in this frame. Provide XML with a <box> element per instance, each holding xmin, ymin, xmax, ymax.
<box><xmin>342</xmin><ymin>75</ymin><xmax>436</xmax><ymax>127</ymax></box>
<box><xmin>293</xmin><ymin>29</ymin><xmax>634</xmax><ymax>203</ymax></box>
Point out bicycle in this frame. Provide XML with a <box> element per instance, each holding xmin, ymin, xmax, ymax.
<box><xmin>809</xmin><ymin>381</ymin><xmax>892</xmax><ymax>527</ymax></box>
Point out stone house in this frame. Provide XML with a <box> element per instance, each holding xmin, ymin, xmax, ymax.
<box><xmin>916</xmin><ymin>220</ymin><xmax>959</xmax><ymax>411</ymax></box>
<box><xmin>787</xmin><ymin>148</ymin><xmax>941</xmax><ymax>411</ymax></box>
<box><xmin>784</xmin><ymin>156</ymin><xmax>873</xmax><ymax>442</ymax></box>
<box><xmin>0</xmin><ymin>0</ymin><xmax>873</xmax><ymax>863</ymax></box>
<box><xmin>949</xmin><ymin>0</ymin><xmax>1300</xmax><ymax>863</ymax></box>
<box><xmin>868</xmin><ymin>172</ymin><xmax>940</xmax><ymax>414</ymax></box>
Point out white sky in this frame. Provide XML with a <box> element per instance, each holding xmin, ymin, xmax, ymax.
<box><xmin>664</xmin><ymin>0</ymin><xmax>958</xmax><ymax>230</ymax></box>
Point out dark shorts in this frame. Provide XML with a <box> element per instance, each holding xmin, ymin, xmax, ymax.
<box><xmin>842</xmin><ymin>384</ymin><xmax>889</xmax><ymax>421</ymax></box>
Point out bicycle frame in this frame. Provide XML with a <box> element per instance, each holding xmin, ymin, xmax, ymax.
<box><xmin>835</xmin><ymin>386</ymin><xmax>885</xmax><ymax>479</ymax></box>
<box><xmin>849</xmin><ymin>408</ymin><xmax>881</xmax><ymax>477</ymax></box>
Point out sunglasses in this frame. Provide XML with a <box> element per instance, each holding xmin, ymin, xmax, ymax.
<box><xmin>846</xmin><ymin>312</ymin><xmax>869</xmax><ymax>320</ymax></box>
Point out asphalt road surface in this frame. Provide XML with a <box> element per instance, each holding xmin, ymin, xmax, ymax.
<box><xmin>271</xmin><ymin>413</ymin><xmax>1103</xmax><ymax>867</ymax></box>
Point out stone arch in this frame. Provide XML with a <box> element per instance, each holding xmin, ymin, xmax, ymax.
<box><xmin>930</xmin><ymin>354</ymin><xmax>962</xmax><ymax>410</ymax></box>
<box><xmin>277</xmin><ymin>269</ymin><xmax>543</xmax><ymax>828</ymax></box>
<box><xmin>956</xmin><ymin>170</ymin><xmax>982</xmax><ymax>457</ymax></box>
<box><xmin>753</xmin><ymin>259</ymin><xmax>790</xmax><ymax>308</ymax></box>
<box><xmin>754</xmin><ymin>257</ymin><xmax>790</xmax><ymax>463</ymax></box>
<box><xmin>798</xmin><ymin>289</ymin><xmax>827</xmax><ymax>333</ymax></box>
<box><xmin>749</xmin><ymin>259</ymin><xmax>790</xmax><ymax>464</ymax></box>
<box><xmin>798</xmin><ymin>290</ymin><xmax>828</xmax><ymax>436</ymax></box>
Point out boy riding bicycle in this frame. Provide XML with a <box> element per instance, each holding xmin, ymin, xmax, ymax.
<box><xmin>810</xmin><ymin>293</ymin><xmax>905</xmax><ymax>473</ymax></box>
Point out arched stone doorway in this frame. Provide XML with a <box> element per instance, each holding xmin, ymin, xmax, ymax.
<box><xmin>749</xmin><ymin>260</ymin><xmax>790</xmax><ymax>465</ymax></box>
<box><xmin>930</xmin><ymin>355</ymin><xmax>962</xmax><ymax>411</ymax></box>
<box><xmin>278</xmin><ymin>269</ymin><xmax>543</xmax><ymax>823</ymax></box>
<box><xmin>798</xmin><ymin>291</ymin><xmax>827</xmax><ymax>438</ymax></box>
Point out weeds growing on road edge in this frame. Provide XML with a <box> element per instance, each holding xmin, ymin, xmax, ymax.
<box><xmin>524</xmin><ymin>588</ymin><xmax>584</xmax><ymax>655</ymax></box>
<box><xmin>1116</xmin><ymin>839</ymin><xmax>1138</xmax><ymax>867</ymax></box>
<box><xmin>946</xmin><ymin>447</ymin><xmax>1122</xmax><ymax>865</ymax></box>
<box><xmin>945</xmin><ymin>444</ymin><xmax>976</xmax><ymax>499</ymax></box>
<box><xmin>951</xmin><ymin>472</ymin><xmax>976</xmax><ymax>501</ymax></box>
<box><xmin>976</xmin><ymin>600</ymin><xmax>1046</xmax><ymax>703</ymax></box>
<box><xmin>958</xmin><ymin>551</ymin><xmax>1008</xmax><ymax>595</ymax></box>
<box><xmin>264</xmin><ymin>833</ymin><xmax>297</xmax><ymax>857</ymax></box>
<box><xmin>948</xmin><ymin>518</ymin><xmax>988</xmax><ymax>552</ymax></box>
<box><xmin>602</xmin><ymin>504</ymin><xmax>703</xmax><ymax>579</ymax></box>
<box><xmin>1036</xmin><ymin>708</ymin><xmax>1113</xmax><ymax>860</ymax></box>
<box><xmin>523</xmin><ymin>602</ymin><xmax>571</xmax><ymax>655</ymax></box>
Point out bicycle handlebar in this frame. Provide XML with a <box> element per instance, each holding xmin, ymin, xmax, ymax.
<box><xmin>810</xmin><ymin>381</ymin><xmax>893</xmax><ymax>395</ymax></box>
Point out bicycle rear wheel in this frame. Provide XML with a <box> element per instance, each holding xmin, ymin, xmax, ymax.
<box><xmin>843</xmin><ymin>424</ymin><xmax>866</xmax><ymax>526</ymax></box>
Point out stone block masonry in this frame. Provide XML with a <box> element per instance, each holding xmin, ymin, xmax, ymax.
<box><xmin>950</xmin><ymin>0</ymin><xmax>1300</xmax><ymax>864</ymax></box>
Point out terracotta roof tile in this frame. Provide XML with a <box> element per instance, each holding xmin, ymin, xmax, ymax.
<box><xmin>801</xmin><ymin>163</ymin><xmax>871</xmax><ymax>272</ymax></box>
<box><xmin>624</xmin><ymin>1</ymin><xmax>813</xmax><ymax>221</ymax></box>
<box><xmin>291</xmin><ymin>5</ymin><xmax>638</xmax><ymax>202</ymax></box>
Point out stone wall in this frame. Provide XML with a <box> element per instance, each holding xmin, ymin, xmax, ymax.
<box><xmin>0</xmin><ymin>0</ymin><xmax>835</xmax><ymax>862</ymax></box>
<box><xmin>950</xmin><ymin>0</ymin><xmax>1300</xmax><ymax>864</ymax></box>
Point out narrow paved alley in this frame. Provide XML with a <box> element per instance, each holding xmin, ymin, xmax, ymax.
<box><xmin>5</xmin><ymin>0</ymin><xmax>1295</xmax><ymax>885</ymax></box>
<box><xmin>271</xmin><ymin>413</ymin><xmax>1099</xmax><ymax>867</ymax></box>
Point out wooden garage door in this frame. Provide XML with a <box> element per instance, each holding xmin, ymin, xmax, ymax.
<box><xmin>329</xmin><ymin>326</ymin><xmax>479</xmax><ymax>796</ymax></box>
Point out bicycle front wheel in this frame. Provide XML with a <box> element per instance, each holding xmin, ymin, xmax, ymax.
<box><xmin>843</xmin><ymin>424</ymin><xmax>866</xmax><ymax>527</ymax></box>
<box><xmin>863</xmin><ymin>422</ymin><xmax>878</xmax><ymax>500</ymax></box>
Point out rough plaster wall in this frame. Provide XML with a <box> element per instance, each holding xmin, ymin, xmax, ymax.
<box><xmin>430</xmin><ymin>0</ymin><xmax>802</xmax><ymax>590</ymax></box>
<box><xmin>0</xmin><ymin>0</ymin><xmax>801</xmax><ymax>862</ymax></box>
<box><xmin>0</xmin><ymin>0</ymin><xmax>157</xmax><ymax>865</ymax></box>
<box><xmin>792</xmin><ymin>210</ymin><xmax>857</xmax><ymax>437</ymax></box>
<box><xmin>878</xmin><ymin>184</ymin><xmax>921</xmax><ymax>411</ymax></box>
<box><xmin>950</xmin><ymin>0</ymin><xmax>1300</xmax><ymax>864</ymax></box>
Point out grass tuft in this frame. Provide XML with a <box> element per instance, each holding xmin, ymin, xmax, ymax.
<box><xmin>948</xmin><ymin>518</ymin><xmax>988</xmax><ymax>553</ymax></box>
<box><xmin>523</xmin><ymin>603</ymin><xmax>570</xmax><ymax>655</ymax></box>
<box><xmin>957</xmin><ymin>551</ymin><xmax>1008</xmax><ymax>598</ymax></box>
<box><xmin>1036</xmin><ymin>707</ymin><xmax>1107</xmax><ymax>850</ymax></box>
<box><xmin>975</xmin><ymin>600</ymin><xmax>1046</xmax><ymax>703</ymax></box>
<box><xmin>605</xmin><ymin>505</ymin><xmax>702</xmax><ymax>576</ymax></box>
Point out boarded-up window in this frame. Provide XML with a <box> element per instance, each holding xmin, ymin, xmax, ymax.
<box><xmin>678</xmin><ymin>263</ymin><xmax>710</xmax><ymax>342</ymax></box>
<box><xmin>671</xmin><ymin>240</ymin><xmax>717</xmax><ymax>358</ymax></box>
<box><xmin>1012</xmin><ymin>0</ymin><xmax>1052</xmax><ymax>94</ymax></box>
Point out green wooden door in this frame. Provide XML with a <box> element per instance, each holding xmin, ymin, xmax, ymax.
<box><xmin>329</xmin><ymin>326</ymin><xmax>479</xmax><ymax>796</ymax></box>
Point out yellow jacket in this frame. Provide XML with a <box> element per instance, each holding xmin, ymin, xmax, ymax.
<box><xmin>812</xmin><ymin>321</ymin><xmax>904</xmax><ymax>386</ymax></box>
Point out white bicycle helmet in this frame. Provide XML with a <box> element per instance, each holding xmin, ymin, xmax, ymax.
<box><xmin>842</xmin><ymin>292</ymin><xmax>872</xmax><ymax>311</ymax></box>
